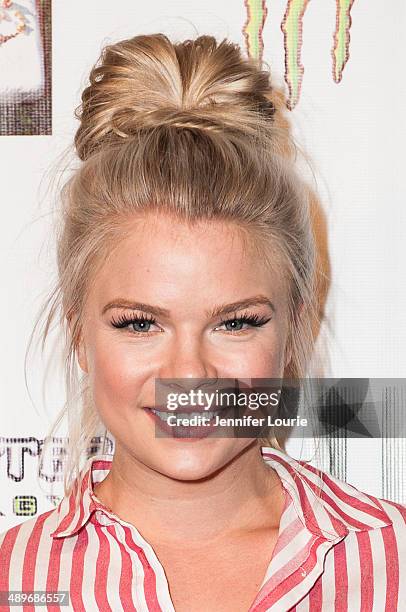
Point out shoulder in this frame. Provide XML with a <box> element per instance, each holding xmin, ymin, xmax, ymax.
<box><xmin>0</xmin><ymin>507</ymin><xmax>60</xmax><ymax>586</ymax></box>
<box><xmin>361</xmin><ymin>492</ymin><xmax>406</xmax><ymax>556</ymax></box>
<box><xmin>297</xmin><ymin>459</ymin><xmax>406</xmax><ymax>604</ymax></box>
<box><xmin>300</xmin><ymin>457</ymin><xmax>406</xmax><ymax>528</ymax></box>
<box><xmin>299</xmin><ymin>459</ymin><xmax>406</xmax><ymax>569</ymax></box>
<box><xmin>263</xmin><ymin>447</ymin><xmax>406</xmax><ymax>544</ymax></box>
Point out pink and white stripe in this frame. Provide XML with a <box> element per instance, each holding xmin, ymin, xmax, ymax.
<box><xmin>0</xmin><ymin>447</ymin><xmax>405</xmax><ymax>611</ymax></box>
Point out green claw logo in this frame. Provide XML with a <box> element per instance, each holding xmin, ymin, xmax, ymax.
<box><xmin>13</xmin><ymin>495</ymin><xmax>37</xmax><ymax>516</ymax></box>
<box><xmin>243</xmin><ymin>0</ymin><xmax>356</xmax><ymax>109</ymax></box>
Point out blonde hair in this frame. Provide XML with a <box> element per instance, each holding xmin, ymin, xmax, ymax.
<box><xmin>32</xmin><ymin>33</ymin><xmax>320</xmax><ymax>506</ymax></box>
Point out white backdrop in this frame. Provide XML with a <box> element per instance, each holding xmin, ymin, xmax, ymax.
<box><xmin>0</xmin><ymin>0</ymin><xmax>405</xmax><ymax>531</ymax></box>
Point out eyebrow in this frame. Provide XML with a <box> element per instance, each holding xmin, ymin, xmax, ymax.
<box><xmin>101</xmin><ymin>295</ymin><xmax>275</xmax><ymax>318</ymax></box>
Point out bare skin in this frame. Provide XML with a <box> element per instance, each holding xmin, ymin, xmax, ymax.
<box><xmin>148</xmin><ymin>519</ymin><xmax>283</xmax><ymax>612</ymax></box>
<box><xmin>77</xmin><ymin>211</ymin><xmax>293</xmax><ymax>611</ymax></box>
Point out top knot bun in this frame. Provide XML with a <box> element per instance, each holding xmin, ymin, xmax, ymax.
<box><xmin>74</xmin><ymin>33</ymin><xmax>276</xmax><ymax>161</ymax></box>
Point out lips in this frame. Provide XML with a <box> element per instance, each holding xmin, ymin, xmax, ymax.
<box><xmin>143</xmin><ymin>405</ymin><xmax>222</xmax><ymax>439</ymax></box>
<box><xmin>144</xmin><ymin>405</ymin><xmax>217</xmax><ymax>414</ymax></box>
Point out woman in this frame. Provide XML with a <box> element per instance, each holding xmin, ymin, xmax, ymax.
<box><xmin>0</xmin><ymin>33</ymin><xmax>405</xmax><ymax>611</ymax></box>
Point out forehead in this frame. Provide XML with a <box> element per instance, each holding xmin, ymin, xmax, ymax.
<box><xmin>128</xmin><ymin>213</ymin><xmax>255</xmax><ymax>258</ymax></box>
<box><xmin>92</xmin><ymin>212</ymin><xmax>288</xmax><ymax>305</ymax></box>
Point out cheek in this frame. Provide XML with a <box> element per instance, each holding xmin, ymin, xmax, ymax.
<box><xmin>221</xmin><ymin>331</ymin><xmax>288</xmax><ymax>378</ymax></box>
<box><xmin>86</xmin><ymin>332</ymin><xmax>149</xmax><ymax>410</ymax></box>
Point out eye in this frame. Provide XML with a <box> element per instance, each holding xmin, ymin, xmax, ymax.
<box><xmin>110</xmin><ymin>313</ymin><xmax>159</xmax><ymax>335</ymax></box>
<box><xmin>110</xmin><ymin>311</ymin><xmax>272</xmax><ymax>336</ymax></box>
<box><xmin>216</xmin><ymin>313</ymin><xmax>272</xmax><ymax>334</ymax></box>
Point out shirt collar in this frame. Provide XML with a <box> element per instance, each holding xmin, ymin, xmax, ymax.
<box><xmin>261</xmin><ymin>446</ymin><xmax>394</xmax><ymax>541</ymax></box>
<box><xmin>50</xmin><ymin>446</ymin><xmax>394</xmax><ymax>540</ymax></box>
<box><xmin>50</xmin><ymin>454</ymin><xmax>114</xmax><ymax>538</ymax></box>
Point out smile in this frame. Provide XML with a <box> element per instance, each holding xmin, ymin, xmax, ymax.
<box><xmin>149</xmin><ymin>408</ymin><xmax>223</xmax><ymax>422</ymax></box>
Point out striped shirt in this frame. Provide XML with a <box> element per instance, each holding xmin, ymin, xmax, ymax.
<box><xmin>0</xmin><ymin>446</ymin><xmax>405</xmax><ymax>611</ymax></box>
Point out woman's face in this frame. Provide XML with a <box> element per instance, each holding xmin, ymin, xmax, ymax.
<box><xmin>77</xmin><ymin>212</ymin><xmax>292</xmax><ymax>480</ymax></box>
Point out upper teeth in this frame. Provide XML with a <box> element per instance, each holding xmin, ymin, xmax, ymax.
<box><xmin>151</xmin><ymin>409</ymin><xmax>221</xmax><ymax>421</ymax></box>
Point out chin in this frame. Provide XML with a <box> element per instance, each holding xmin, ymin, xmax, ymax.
<box><xmin>152</xmin><ymin>439</ymin><xmax>238</xmax><ymax>481</ymax></box>
<box><xmin>160</xmin><ymin>463</ymin><xmax>218</xmax><ymax>482</ymax></box>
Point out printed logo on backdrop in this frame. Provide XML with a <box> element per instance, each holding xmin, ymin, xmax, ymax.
<box><xmin>243</xmin><ymin>0</ymin><xmax>356</xmax><ymax>108</ymax></box>
<box><xmin>0</xmin><ymin>436</ymin><xmax>114</xmax><ymax>521</ymax></box>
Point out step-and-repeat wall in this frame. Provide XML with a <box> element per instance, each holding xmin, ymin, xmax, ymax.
<box><xmin>1</xmin><ymin>0</ymin><xmax>405</xmax><ymax>530</ymax></box>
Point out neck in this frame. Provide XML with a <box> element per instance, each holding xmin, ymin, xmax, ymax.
<box><xmin>92</xmin><ymin>442</ymin><xmax>285</xmax><ymax>547</ymax></box>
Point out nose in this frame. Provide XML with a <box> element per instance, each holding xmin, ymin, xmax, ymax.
<box><xmin>157</xmin><ymin>336</ymin><xmax>218</xmax><ymax>394</ymax></box>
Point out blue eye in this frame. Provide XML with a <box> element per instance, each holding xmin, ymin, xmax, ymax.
<box><xmin>110</xmin><ymin>311</ymin><xmax>272</xmax><ymax>336</ymax></box>
<box><xmin>131</xmin><ymin>319</ymin><xmax>153</xmax><ymax>332</ymax></box>
<box><xmin>111</xmin><ymin>314</ymin><xmax>157</xmax><ymax>334</ymax></box>
<box><xmin>220</xmin><ymin>314</ymin><xmax>272</xmax><ymax>332</ymax></box>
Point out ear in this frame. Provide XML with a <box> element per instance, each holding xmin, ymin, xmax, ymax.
<box><xmin>284</xmin><ymin>301</ymin><xmax>305</xmax><ymax>369</ymax></box>
<box><xmin>284</xmin><ymin>339</ymin><xmax>293</xmax><ymax>370</ymax></box>
<box><xmin>67</xmin><ymin>314</ymin><xmax>88</xmax><ymax>374</ymax></box>
<box><xmin>77</xmin><ymin>332</ymin><xmax>89</xmax><ymax>374</ymax></box>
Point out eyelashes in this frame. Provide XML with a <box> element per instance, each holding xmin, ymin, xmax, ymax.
<box><xmin>110</xmin><ymin>312</ymin><xmax>272</xmax><ymax>335</ymax></box>
<box><xmin>111</xmin><ymin>313</ymin><xmax>156</xmax><ymax>331</ymax></box>
<box><xmin>220</xmin><ymin>313</ymin><xmax>272</xmax><ymax>331</ymax></box>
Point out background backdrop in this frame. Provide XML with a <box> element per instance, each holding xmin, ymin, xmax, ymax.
<box><xmin>0</xmin><ymin>0</ymin><xmax>51</xmax><ymax>134</ymax></box>
<box><xmin>0</xmin><ymin>0</ymin><xmax>405</xmax><ymax>530</ymax></box>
